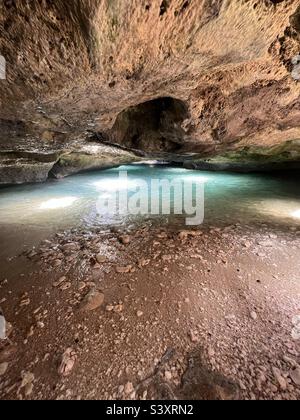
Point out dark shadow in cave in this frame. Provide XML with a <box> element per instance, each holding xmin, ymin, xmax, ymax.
<box><xmin>109</xmin><ymin>97</ymin><xmax>189</xmax><ymax>153</ymax></box>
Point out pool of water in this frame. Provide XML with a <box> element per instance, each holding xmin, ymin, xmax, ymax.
<box><xmin>0</xmin><ymin>165</ymin><xmax>300</xmax><ymax>241</ymax></box>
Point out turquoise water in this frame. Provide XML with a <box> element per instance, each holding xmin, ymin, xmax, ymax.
<box><xmin>0</xmin><ymin>165</ymin><xmax>300</xmax><ymax>232</ymax></box>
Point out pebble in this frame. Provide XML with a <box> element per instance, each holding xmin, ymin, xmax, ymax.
<box><xmin>272</xmin><ymin>367</ymin><xmax>287</xmax><ymax>391</ymax></box>
<box><xmin>0</xmin><ymin>362</ymin><xmax>8</xmax><ymax>376</ymax></box>
<box><xmin>58</xmin><ymin>348</ymin><xmax>77</xmax><ymax>377</ymax></box>
<box><xmin>269</xmin><ymin>234</ymin><xmax>277</xmax><ymax>239</ymax></box>
<box><xmin>20</xmin><ymin>372</ymin><xmax>35</xmax><ymax>389</ymax></box>
<box><xmin>250</xmin><ymin>311</ymin><xmax>258</xmax><ymax>321</ymax></box>
<box><xmin>124</xmin><ymin>382</ymin><xmax>134</xmax><ymax>395</ymax></box>
<box><xmin>53</xmin><ymin>276</ymin><xmax>67</xmax><ymax>288</ymax></box>
<box><xmin>290</xmin><ymin>367</ymin><xmax>300</xmax><ymax>386</ymax></box>
<box><xmin>0</xmin><ymin>315</ymin><xmax>6</xmax><ymax>340</ymax></box>
<box><xmin>0</xmin><ymin>345</ymin><xmax>17</xmax><ymax>363</ymax></box>
<box><xmin>283</xmin><ymin>355</ymin><xmax>297</xmax><ymax>367</ymax></box>
<box><xmin>208</xmin><ymin>347</ymin><xmax>215</xmax><ymax>357</ymax></box>
<box><xmin>24</xmin><ymin>382</ymin><xmax>34</xmax><ymax>397</ymax></box>
<box><xmin>62</xmin><ymin>243</ymin><xmax>79</xmax><ymax>252</ymax></box>
<box><xmin>78</xmin><ymin>282</ymin><xmax>87</xmax><ymax>291</ymax></box>
<box><xmin>96</xmin><ymin>254</ymin><xmax>107</xmax><ymax>264</ymax></box>
<box><xmin>239</xmin><ymin>380</ymin><xmax>247</xmax><ymax>391</ymax></box>
<box><xmin>20</xmin><ymin>298</ymin><xmax>30</xmax><ymax>307</ymax></box>
<box><xmin>257</xmin><ymin>240</ymin><xmax>273</xmax><ymax>247</ymax></box>
<box><xmin>189</xmin><ymin>330</ymin><xmax>199</xmax><ymax>343</ymax></box>
<box><xmin>119</xmin><ymin>235</ymin><xmax>131</xmax><ymax>245</ymax></box>
<box><xmin>60</xmin><ymin>282</ymin><xmax>71</xmax><ymax>291</ymax></box>
<box><xmin>80</xmin><ymin>289</ymin><xmax>105</xmax><ymax>312</ymax></box>
<box><xmin>116</xmin><ymin>266</ymin><xmax>132</xmax><ymax>274</ymax></box>
<box><xmin>178</xmin><ymin>231</ymin><xmax>201</xmax><ymax>241</ymax></box>
<box><xmin>138</xmin><ymin>259</ymin><xmax>150</xmax><ymax>268</ymax></box>
<box><xmin>165</xmin><ymin>370</ymin><xmax>172</xmax><ymax>381</ymax></box>
<box><xmin>242</xmin><ymin>241</ymin><xmax>251</xmax><ymax>248</ymax></box>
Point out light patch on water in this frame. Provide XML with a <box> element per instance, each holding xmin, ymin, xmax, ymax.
<box><xmin>0</xmin><ymin>165</ymin><xmax>299</xmax><ymax>230</ymax></box>
<box><xmin>256</xmin><ymin>199</ymin><xmax>300</xmax><ymax>222</ymax></box>
<box><xmin>93</xmin><ymin>178</ymin><xmax>141</xmax><ymax>191</ymax></box>
<box><xmin>292</xmin><ymin>209</ymin><xmax>300</xmax><ymax>219</ymax></box>
<box><xmin>180</xmin><ymin>174</ymin><xmax>210</xmax><ymax>184</ymax></box>
<box><xmin>39</xmin><ymin>197</ymin><xmax>78</xmax><ymax>210</ymax></box>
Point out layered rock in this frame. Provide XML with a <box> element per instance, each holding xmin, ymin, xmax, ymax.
<box><xmin>0</xmin><ymin>151</ymin><xmax>58</xmax><ymax>186</ymax></box>
<box><xmin>184</xmin><ymin>139</ymin><xmax>300</xmax><ymax>172</ymax></box>
<box><xmin>0</xmin><ymin>144</ymin><xmax>138</xmax><ymax>186</ymax></box>
<box><xmin>50</xmin><ymin>144</ymin><xmax>139</xmax><ymax>180</ymax></box>
<box><xmin>1</xmin><ymin>0</ymin><xmax>300</xmax><ymax>183</ymax></box>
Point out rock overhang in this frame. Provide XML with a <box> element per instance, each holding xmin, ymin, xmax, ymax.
<box><xmin>1</xmin><ymin>0</ymin><xmax>300</xmax><ymax>183</ymax></box>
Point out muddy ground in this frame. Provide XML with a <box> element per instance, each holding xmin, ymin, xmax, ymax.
<box><xmin>0</xmin><ymin>222</ymin><xmax>300</xmax><ymax>400</ymax></box>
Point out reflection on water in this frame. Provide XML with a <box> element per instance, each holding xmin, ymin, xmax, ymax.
<box><xmin>0</xmin><ymin>165</ymin><xmax>300</xmax><ymax>233</ymax></box>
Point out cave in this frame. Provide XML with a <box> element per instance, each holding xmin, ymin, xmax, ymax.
<box><xmin>110</xmin><ymin>97</ymin><xmax>189</xmax><ymax>153</ymax></box>
<box><xmin>1</xmin><ymin>0</ymin><xmax>300</xmax><ymax>402</ymax></box>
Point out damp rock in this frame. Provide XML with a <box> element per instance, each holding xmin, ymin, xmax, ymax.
<box><xmin>119</xmin><ymin>235</ymin><xmax>131</xmax><ymax>245</ymax></box>
<box><xmin>80</xmin><ymin>289</ymin><xmax>105</xmax><ymax>311</ymax></box>
<box><xmin>178</xmin><ymin>231</ymin><xmax>202</xmax><ymax>241</ymax></box>
<box><xmin>53</xmin><ymin>276</ymin><xmax>67</xmax><ymax>288</ymax></box>
<box><xmin>20</xmin><ymin>371</ymin><xmax>35</xmax><ymax>396</ymax></box>
<box><xmin>96</xmin><ymin>254</ymin><xmax>107</xmax><ymax>264</ymax></box>
<box><xmin>0</xmin><ymin>362</ymin><xmax>8</xmax><ymax>376</ymax></box>
<box><xmin>250</xmin><ymin>311</ymin><xmax>258</xmax><ymax>321</ymax></box>
<box><xmin>272</xmin><ymin>367</ymin><xmax>287</xmax><ymax>391</ymax></box>
<box><xmin>124</xmin><ymin>381</ymin><xmax>134</xmax><ymax>395</ymax></box>
<box><xmin>291</xmin><ymin>56</ymin><xmax>300</xmax><ymax>81</ymax></box>
<box><xmin>116</xmin><ymin>265</ymin><xmax>133</xmax><ymax>274</ymax></box>
<box><xmin>58</xmin><ymin>348</ymin><xmax>77</xmax><ymax>377</ymax></box>
<box><xmin>0</xmin><ymin>314</ymin><xmax>6</xmax><ymax>340</ymax></box>
<box><xmin>290</xmin><ymin>367</ymin><xmax>300</xmax><ymax>386</ymax></box>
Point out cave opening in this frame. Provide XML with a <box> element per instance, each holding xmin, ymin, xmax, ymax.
<box><xmin>109</xmin><ymin>97</ymin><xmax>189</xmax><ymax>153</ymax></box>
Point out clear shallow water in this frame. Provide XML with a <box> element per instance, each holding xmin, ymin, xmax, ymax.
<box><xmin>0</xmin><ymin>165</ymin><xmax>300</xmax><ymax>234</ymax></box>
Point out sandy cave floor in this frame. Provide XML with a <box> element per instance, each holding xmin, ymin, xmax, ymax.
<box><xmin>0</xmin><ymin>222</ymin><xmax>300</xmax><ymax>400</ymax></box>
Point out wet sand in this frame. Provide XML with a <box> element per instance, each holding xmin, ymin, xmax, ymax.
<box><xmin>0</xmin><ymin>222</ymin><xmax>300</xmax><ymax>400</ymax></box>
